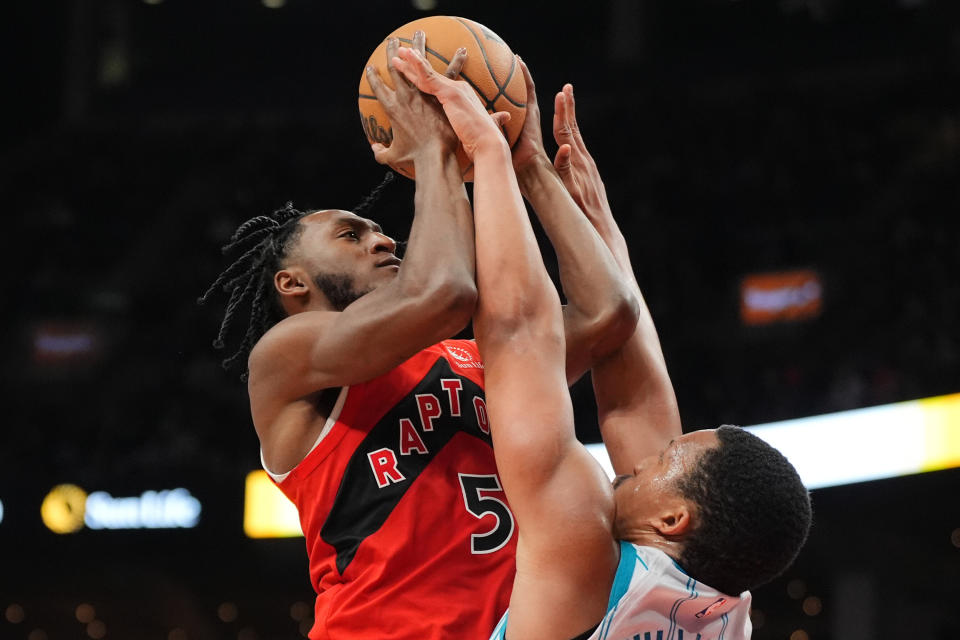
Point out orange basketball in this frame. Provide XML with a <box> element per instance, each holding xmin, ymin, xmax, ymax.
<box><xmin>358</xmin><ymin>16</ymin><xmax>527</xmax><ymax>180</ymax></box>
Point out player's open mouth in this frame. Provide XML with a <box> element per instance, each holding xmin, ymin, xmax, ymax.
<box><xmin>376</xmin><ymin>257</ymin><xmax>402</xmax><ymax>268</ymax></box>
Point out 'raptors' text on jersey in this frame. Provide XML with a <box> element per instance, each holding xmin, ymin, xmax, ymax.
<box><xmin>266</xmin><ymin>340</ymin><xmax>516</xmax><ymax>640</ymax></box>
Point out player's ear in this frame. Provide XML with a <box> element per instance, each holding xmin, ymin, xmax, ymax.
<box><xmin>275</xmin><ymin>268</ymin><xmax>310</xmax><ymax>300</ymax></box>
<box><xmin>653</xmin><ymin>501</ymin><xmax>693</xmax><ymax>538</ymax></box>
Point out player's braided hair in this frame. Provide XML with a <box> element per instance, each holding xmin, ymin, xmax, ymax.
<box><xmin>199</xmin><ymin>172</ymin><xmax>395</xmax><ymax>377</ymax></box>
<box><xmin>198</xmin><ymin>201</ymin><xmax>307</xmax><ymax>374</ymax></box>
<box><xmin>353</xmin><ymin>170</ymin><xmax>395</xmax><ymax>217</ymax></box>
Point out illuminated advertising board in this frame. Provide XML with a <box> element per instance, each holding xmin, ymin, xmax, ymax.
<box><xmin>243</xmin><ymin>472</ymin><xmax>302</xmax><ymax>538</ymax></box>
<box><xmin>41</xmin><ymin>485</ymin><xmax>202</xmax><ymax>534</ymax></box>
<box><xmin>740</xmin><ymin>269</ymin><xmax>822</xmax><ymax>325</ymax></box>
<box><xmin>31</xmin><ymin>321</ymin><xmax>103</xmax><ymax>365</ymax></box>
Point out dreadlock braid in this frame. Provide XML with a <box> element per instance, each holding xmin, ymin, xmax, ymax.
<box><xmin>199</xmin><ymin>241</ymin><xmax>272</xmax><ymax>299</ymax></box>
<box><xmin>228</xmin><ymin>215</ymin><xmax>281</xmax><ymax>243</ymax></box>
<box><xmin>352</xmin><ymin>171</ymin><xmax>395</xmax><ymax>215</ymax></box>
<box><xmin>222</xmin><ymin>225</ymin><xmax>280</xmax><ymax>254</ymax></box>
<box><xmin>198</xmin><ymin>202</ymin><xmax>308</xmax><ymax>376</ymax></box>
<box><xmin>213</xmin><ymin>257</ymin><xmax>266</xmax><ymax>349</ymax></box>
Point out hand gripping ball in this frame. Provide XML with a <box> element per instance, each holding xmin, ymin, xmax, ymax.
<box><xmin>358</xmin><ymin>16</ymin><xmax>527</xmax><ymax>180</ymax></box>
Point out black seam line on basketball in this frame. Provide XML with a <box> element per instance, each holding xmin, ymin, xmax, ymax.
<box><xmin>488</xmin><ymin>54</ymin><xmax>525</xmax><ymax>109</ymax></box>
<box><xmin>358</xmin><ymin>93</ymin><xmax>377</xmax><ymax>100</ymax></box>
<box><xmin>454</xmin><ymin>18</ymin><xmax>505</xmax><ymax>100</ymax></box>
<box><xmin>396</xmin><ymin>38</ymin><xmax>451</xmax><ymax>65</ymax></box>
<box><xmin>451</xmin><ymin>19</ymin><xmax>523</xmax><ymax>110</ymax></box>
<box><xmin>390</xmin><ymin>37</ymin><xmax>490</xmax><ymax>108</ymax></box>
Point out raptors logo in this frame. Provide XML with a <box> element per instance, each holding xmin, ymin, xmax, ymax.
<box><xmin>445</xmin><ymin>344</ymin><xmax>483</xmax><ymax>369</ymax></box>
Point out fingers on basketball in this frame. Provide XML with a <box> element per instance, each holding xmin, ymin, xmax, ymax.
<box><xmin>385</xmin><ymin>38</ymin><xmax>402</xmax><ymax>83</ymax></box>
<box><xmin>393</xmin><ymin>48</ymin><xmax>437</xmax><ymax>93</ymax></box>
<box><xmin>371</xmin><ymin>143</ymin><xmax>392</xmax><ymax>165</ymax></box>
<box><xmin>412</xmin><ymin>29</ymin><xmax>426</xmax><ymax>56</ymax></box>
<box><xmin>518</xmin><ymin>58</ymin><xmax>537</xmax><ymax>105</ymax></box>
<box><xmin>444</xmin><ymin>48</ymin><xmax>468</xmax><ymax>79</ymax></box>
<box><xmin>365</xmin><ymin>66</ymin><xmax>392</xmax><ymax>105</ymax></box>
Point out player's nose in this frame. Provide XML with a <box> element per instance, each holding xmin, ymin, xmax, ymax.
<box><xmin>371</xmin><ymin>232</ymin><xmax>397</xmax><ymax>254</ymax></box>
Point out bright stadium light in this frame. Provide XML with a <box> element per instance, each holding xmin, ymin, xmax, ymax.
<box><xmin>587</xmin><ymin>392</ymin><xmax>960</xmax><ymax>490</ymax></box>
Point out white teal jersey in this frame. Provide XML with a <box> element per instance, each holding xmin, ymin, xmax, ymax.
<box><xmin>490</xmin><ymin>542</ymin><xmax>752</xmax><ymax>640</ymax></box>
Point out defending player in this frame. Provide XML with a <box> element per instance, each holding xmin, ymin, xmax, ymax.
<box><xmin>392</xmin><ymin>47</ymin><xmax>812</xmax><ymax>640</ymax></box>
<box><xmin>200</xmin><ymin>33</ymin><xmax>636</xmax><ymax>640</ymax></box>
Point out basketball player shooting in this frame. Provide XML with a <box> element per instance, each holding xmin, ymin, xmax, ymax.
<box><xmin>200</xmin><ymin>31</ymin><xmax>640</xmax><ymax>640</ymax></box>
<box><xmin>392</xmin><ymin>46</ymin><xmax>812</xmax><ymax>640</ymax></box>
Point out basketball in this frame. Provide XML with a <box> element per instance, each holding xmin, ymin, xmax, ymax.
<box><xmin>358</xmin><ymin>16</ymin><xmax>527</xmax><ymax>180</ymax></box>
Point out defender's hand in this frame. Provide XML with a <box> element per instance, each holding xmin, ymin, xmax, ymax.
<box><xmin>365</xmin><ymin>31</ymin><xmax>468</xmax><ymax>175</ymax></box>
<box><xmin>392</xmin><ymin>46</ymin><xmax>510</xmax><ymax>159</ymax></box>
<box><xmin>510</xmin><ymin>58</ymin><xmax>549</xmax><ymax>173</ymax></box>
<box><xmin>552</xmin><ymin>84</ymin><xmax>612</xmax><ymax>220</ymax></box>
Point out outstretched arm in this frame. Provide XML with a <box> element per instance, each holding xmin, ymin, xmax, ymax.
<box><xmin>393</xmin><ymin>47</ymin><xmax>618</xmax><ymax>640</ymax></box>
<box><xmin>511</xmin><ymin>60</ymin><xmax>639</xmax><ymax>385</ymax></box>
<box><xmin>553</xmin><ymin>83</ymin><xmax>682</xmax><ymax>473</ymax></box>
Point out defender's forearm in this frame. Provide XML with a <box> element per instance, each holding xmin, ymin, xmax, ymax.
<box><xmin>583</xmin><ymin>194</ymin><xmax>681</xmax><ymax>471</ymax></box>
<box><xmin>517</xmin><ymin>155</ymin><xmax>638</xmax><ymax>380</ymax></box>
<box><xmin>473</xmin><ymin>145</ymin><xmax>561</xmax><ymax>340</ymax></box>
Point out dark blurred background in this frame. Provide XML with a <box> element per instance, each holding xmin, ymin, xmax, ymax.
<box><xmin>2</xmin><ymin>0</ymin><xmax>958</xmax><ymax>638</ymax></box>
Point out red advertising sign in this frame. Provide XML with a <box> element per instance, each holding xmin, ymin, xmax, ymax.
<box><xmin>740</xmin><ymin>270</ymin><xmax>822</xmax><ymax>325</ymax></box>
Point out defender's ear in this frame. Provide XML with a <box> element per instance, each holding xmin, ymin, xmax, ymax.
<box><xmin>653</xmin><ymin>502</ymin><xmax>693</xmax><ymax>537</ymax></box>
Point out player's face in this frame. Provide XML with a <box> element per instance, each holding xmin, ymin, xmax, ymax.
<box><xmin>291</xmin><ymin>210</ymin><xmax>401</xmax><ymax>308</ymax></box>
<box><xmin>611</xmin><ymin>430</ymin><xmax>720</xmax><ymax>539</ymax></box>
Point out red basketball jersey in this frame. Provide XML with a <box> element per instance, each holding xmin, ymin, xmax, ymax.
<box><xmin>270</xmin><ymin>339</ymin><xmax>516</xmax><ymax>639</ymax></box>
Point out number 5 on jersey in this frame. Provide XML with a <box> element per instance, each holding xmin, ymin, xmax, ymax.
<box><xmin>458</xmin><ymin>473</ymin><xmax>516</xmax><ymax>554</ymax></box>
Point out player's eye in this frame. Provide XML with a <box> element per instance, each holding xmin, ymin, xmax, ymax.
<box><xmin>340</xmin><ymin>230</ymin><xmax>359</xmax><ymax>239</ymax></box>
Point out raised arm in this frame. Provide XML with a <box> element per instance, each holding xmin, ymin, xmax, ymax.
<box><xmin>552</xmin><ymin>83</ymin><xmax>682</xmax><ymax>473</ymax></box>
<box><xmin>393</xmin><ymin>47</ymin><xmax>618</xmax><ymax>640</ymax></box>
<box><xmin>248</xmin><ymin>34</ymin><xmax>475</xmax><ymax>403</ymax></box>
<box><xmin>512</xmin><ymin>60</ymin><xmax>639</xmax><ymax>385</ymax></box>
